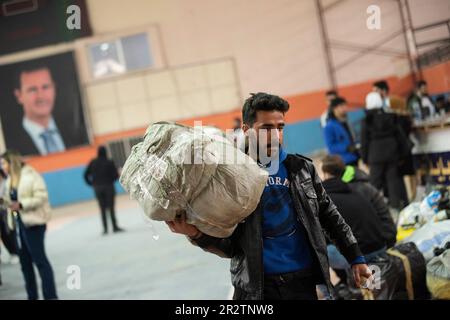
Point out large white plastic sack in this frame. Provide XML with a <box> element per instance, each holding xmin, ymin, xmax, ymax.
<box><xmin>398</xmin><ymin>191</ymin><xmax>444</xmax><ymax>230</ymax></box>
<box><xmin>426</xmin><ymin>249</ymin><xmax>450</xmax><ymax>299</ymax></box>
<box><xmin>120</xmin><ymin>122</ymin><xmax>268</xmax><ymax>238</ymax></box>
<box><xmin>402</xmin><ymin>220</ymin><xmax>450</xmax><ymax>262</ymax></box>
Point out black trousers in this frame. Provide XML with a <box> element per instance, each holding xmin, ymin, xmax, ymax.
<box><xmin>0</xmin><ymin>210</ymin><xmax>18</xmax><ymax>255</ymax></box>
<box><xmin>93</xmin><ymin>185</ymin><xmax>118</xmax><ymax>232</ymax></box>
<box><xmin>264</xmin><ymin>270</ymin><xmax>318</xmax><ymax>300</ymax></box>
<box><xmin>369</xmin><ymin>162</ymin><xmax>408</xmax><ymax>210</ymax></box>
<box><xmin>17</xmin><ymin>219</ymin><xmax>57</xmax><ymax>300</ymax></box>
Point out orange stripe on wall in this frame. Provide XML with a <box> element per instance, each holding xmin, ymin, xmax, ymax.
<box><xmin>422</xmin><ymin>61</ymin><xmax>450</xmax><ymax>94</ymax></box>
<box><xmin>26</xmin><ymin>146</ymin><xmax>97</xmax><ymax>173</ymax></box>
<box><xmin>25</xmin><ymin>61</ymin><xmax>450</xmax><ymax>173</ymax></box>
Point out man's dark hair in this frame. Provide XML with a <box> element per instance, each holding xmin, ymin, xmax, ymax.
<box><xmin>13</xmin><ymin>62</ymin><xmax>53</xmax><ymax>90</ymax></box>
<box><xmin>242</xmin><ymin>92</ymin><xmax>289</xmax><ymax>126</ymax></box>
<box><xmin>327</xmin><ymin>97</ymin><xmax>347</xmax><ymax>120</ymax></box>
<box><xmin>373</xmin><ymin>80</ymin><xmax>389</xmax><ymax>93</ymax></box>
<box><xmin>98</xmin><ymin>146</ymin><xmax>107</xmax><ymax>158</ymax></box>
<box><xmin>436</xmin><ymin>95</ymin><xmax>445</xmax><ymax>103</ymax></box>
<box><xmin>329</xmin><ymin>97</ymin><xmax>346</xmax><ymax>109</ymax></box>
<box><xmin>326</xmin><ymin>90</ymin><xmax>338</xmax><ymax>97</ymax></box>
<box><xmin>321</xmin><ymin>154</ymin><xmax>346</xmax><ymax>177</ymax></box>
<box><xmin>417</xmin><ymin>80</ymin><xmax>427</xmax><ymax>88</ymax></box>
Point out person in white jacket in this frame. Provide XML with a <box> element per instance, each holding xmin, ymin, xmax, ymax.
<box><xmin>1</xmin><ymin>150</ymin><xmax>57</xmax><ymax>300</ymax></box>
<box><xmin>0</xmin><ymin>167</ymin><xmax>20</xmax><ymax>266</ymax></box>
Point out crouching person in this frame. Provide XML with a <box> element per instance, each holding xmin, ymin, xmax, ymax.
<box><xmin>321</xmin><ymin>155</ymin><xmax>394</xmax><ymax>292</ymax></box>
<box><xmin>165</xmin><ymin>93</ymin><xmax>371</xmax><ymax>300</ymax></box>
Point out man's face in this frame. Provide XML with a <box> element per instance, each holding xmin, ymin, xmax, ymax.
<box><xmin>14</xmin><ymin>68</ymin><xmax>55</xmax><ymax>120</ymax></box>
<box><xmin>334</xmin><ymin>103</ymin><xmax>347</xmax><ymax>119</ymax></box>
<box><xmin>243</xmin><ymin>110</ymin><xmax>285</xmax><ymax>157</ymax></box>
<box><xmin>419</xmin><ymin>84</ymin><xmax>428</xmax><ymax>95</ymax></box>
<box><xmin>373</xmin><ymin>86</ymin><xmax>386</xmax><ymax>98</ymax></box>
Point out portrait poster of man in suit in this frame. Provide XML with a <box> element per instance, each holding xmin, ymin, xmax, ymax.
<box><xmin>0</xmin><ymin>51</ymin><xmax>89</xmax><ymax>156</ymax></box>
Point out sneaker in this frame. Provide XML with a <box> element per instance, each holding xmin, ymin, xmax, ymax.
<box><xmin>9</xmin><ymin>255</ymin><xmax>19</xmax><ymax>265</ymax></box>
<box><xmin>113</xmin><ymin>227</ymin><xmax>125</xmax><ymax>233</ymax></box>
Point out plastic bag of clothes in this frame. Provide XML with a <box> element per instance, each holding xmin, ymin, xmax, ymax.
<box><xmin>120</xmin><ymin>122</ymin><xmax>268</xmax><ymax>238</ymax></box>
<box><xmin>420</xmin><ymin>190</ymin><xmax>442</xmax><ymax>216</ymax></box>
<box><xmin>426</xmin><ymin>249</ymin><xmax>450</xmax><ymax>299</ymax></box>
<box><xmin>398</xmin><ymin>191</ymin><xmax>439</xmax><ymax>227</ymax></box>
<box><xmin>396</xmin><ymin>203</ymin><xmax>422</xmax><ymax>241</ymax></box>
<box><xmin>398</xmin><ymin>189</ymin><xmax>449</xmax><ymax>226</ymax></box>
<box><xmin>361</xmin><ymin>242</ymin><xmax>428</xmax><ymax>300</ymax></box>
<box><xmin>402</xmin><ymin>220</ymin><xmax>450</xmax><ymax>262</ymax></box>
<box><xmin>397</xmin><ymin>189</ymin><xmax>450</xmax><ymax>242</ymax></box>
<box><xmin>385</xmin><ymin>242</ymin><xmax>429</xmax><ymax>300</ymax></box>
<box><xmin>333</xmin><ymin>242</ymin><xmax>428</xmax><ymax>300</ymax></box>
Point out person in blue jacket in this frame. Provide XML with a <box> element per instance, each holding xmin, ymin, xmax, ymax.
<box><xmin>323</xmin><ymin>97</ymin><xmax>359</xmax><ymax>166</ymax></box>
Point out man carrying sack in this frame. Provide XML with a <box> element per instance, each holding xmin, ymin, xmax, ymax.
<box><xmin>166</xmin><ymin>93</ymin><xmax>372</xmax><ymax>300</ymax></box>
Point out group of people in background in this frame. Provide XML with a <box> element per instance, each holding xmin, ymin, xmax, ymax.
<box><xmin>1</xmin><ymin>77</ymin><xmax>447</xmax><ymax>299</ymax></box>
<box><xmin>0</xmin><ymin>145</ymin><xmax>122</xmax><ymax>299</ymax></box>
<box><xmin>322</xmin><ymin>79</ymin><xmax>444</xmax><ymax>213</ymax></box>
<box><xmin>320</xmin><ymin>78</ymin><xmax>448</xmax><ymax>291</ymax></box>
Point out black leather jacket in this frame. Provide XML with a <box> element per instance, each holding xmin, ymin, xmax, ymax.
<box><xmin>191</xmin><ymin>154</ymin><xmax>362</xmax><ymax>300</ymax></box>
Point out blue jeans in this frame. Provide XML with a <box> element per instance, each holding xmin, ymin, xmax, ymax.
<box><xmin>17</xmin><ymin>218</ymin><xmax>58</xmax><ymax>300</ymax></box>
<box><xmin>316</xmin><ymin>245</ymin><xmax>351</xmax><ymax>299</ymax></box>
<box><xmin>327</xmin><ymin>244</ymin><xmax>350</xmax><ymax>270</ymax></box>
<box><xmin>327</xmin><ymin>244</ymin><xmax>387</xmax><ymax>268</ymax></box>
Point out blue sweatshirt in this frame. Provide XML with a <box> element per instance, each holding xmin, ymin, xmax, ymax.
<box><xmin>260</xmin><ymin>149</ymin><xmax>314</xmax><ymax>275</ymax></box>
<box><xmin>323</xmin><ymin>118</ymin><xmax>359</xmax><ymax>165</ymax></box>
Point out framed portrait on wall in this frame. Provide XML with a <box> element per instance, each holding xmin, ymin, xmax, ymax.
<box><xmin>0</xmin><ymin>51</ymin><xmax>90</xmax><ymax>156</ymax></box>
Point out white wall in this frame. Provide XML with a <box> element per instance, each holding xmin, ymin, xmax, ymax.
<box><xmin>323</xmin><ymin>0</ymin><xmax>450</xmax><ymax>85</ymax></box>
<box><xmin>408</xmin><ymin>0</ymin><xmax>450</xmax><ymax>53</ymax></box>
<box><xmin>85</xmin><ymin>58</ymin><xmax>240</xmax><ymax>135</ymax></box>
<box><xmin>86</xmin><ymin>0</ymin><xmax>331</xmax><ymax>97</ymax></box>
<box><xmin>86</xmin><ymin>0</ymin><xmax>450</xmax><ymax>95</ymax></box>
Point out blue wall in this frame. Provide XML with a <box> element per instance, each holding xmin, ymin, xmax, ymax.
<box><xmin>284</xmin><ymin>109</ymin><xmax>365</xmax><ymax>155</ymax></box>
<box><xmin>43</xmin><ymin>166</ymin><xmax>125</xmax><ymax>207</ymax></box>
<box><xmin>43</xmin><ymin>109</ymin><xmax>366</xmax><ymax>207</ymax></box>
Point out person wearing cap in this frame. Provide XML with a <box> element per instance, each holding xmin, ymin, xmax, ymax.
<box><xmin>323</xmin><ymin>97</ymin><xmax>359</xmax><ymax>166</ymax></box>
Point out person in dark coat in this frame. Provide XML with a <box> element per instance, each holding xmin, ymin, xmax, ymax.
<box><xmin>333</xmin><ymin>156</ymin><xmax>397</xmax><ymax>247</ymax></box>
<box><xmin>321</xmin><ymin>155</ymin><xmax>389</xmax><ymax>260</ymax></box>
<box><xmin>163</xmin><ymin>92</ymin><xmax>371</xmax><ymax>300</ymax></box>
<box><xmin>361</xmin><ymin>92</ymin><xmax>409</xmax><ymax>210</ymax></box>
<box><xmin>84</xmin><ymin>146</ymin><xmax>124</xmax><ymax>234</ymax></box>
